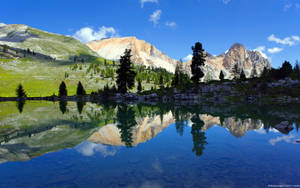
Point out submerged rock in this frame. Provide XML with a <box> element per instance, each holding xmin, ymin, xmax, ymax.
<box><xmin>274</xmin><ymin>121</ymin><xmax>294</xmax><ymax>134</ymax></box>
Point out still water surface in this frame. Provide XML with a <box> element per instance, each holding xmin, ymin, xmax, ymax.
<box><xmin>0</xmin><ymin>101</ymin><xmax>299</xmax><ymax>188</ymax></box>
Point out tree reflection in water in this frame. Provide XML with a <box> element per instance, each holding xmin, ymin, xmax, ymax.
<box><xmin>116</xmin><ymin>104</ymin><xmax>137</xmax><ymax>148</ymax></box>
<box><xmin>59</xmin><ymin>100</ymin><xmax>68</xmax><ymax>114</ymax></box>
<box><xmin>16</xmin><ymin>100</ymin><xmax>26</xmax><ymax>113</ymax></box>
<box><xmin>76</xmin><ymin>100</ymin><xmax>86</xmax><ymax>114</ymax></box>
<box><xmin>190</xmin><ymin>113</ymin><xmax>207</xmax><ymax>157</ymax></box>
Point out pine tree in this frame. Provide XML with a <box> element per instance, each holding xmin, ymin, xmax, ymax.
<box><xmin>116</xmin><ymin>49</ymin><xmax>136</xmax><ymax>94</ymax></box>
<box><xmin>219</xmin><ymin>71</ymin><xmax>224</xmax><ymax>81</ymax></box>
<box><xmin>190</xmin><ymin>42</ymin><xmax>206</xmax><ymax>85</ymax></box>
<box><xmin>294</xmin><ymin>60</ymin><xmax>300</xmax><ymax>77</ymax></box>
<box><xmin>159</xmin><ymin>74</ymin><xmax>164</xmax><ymax>90</ymax></box>
<box><xmin>59</xmin><ymin>81</ymin><xmax>68</xmax><ymax>97</ymax></box>
<box><xmin>16</xmin><ymin>84</ymin><xmax>26</xmax><ymax>98</ymax></box>
<box><xmin>232</xmin><ymin>64</ymin><xmax>240</xmax><ymax>79</ymax></box>
<box><xmin>280</xmin><ymin>61</ymin><xmax>293</xmax><ymax>78</ymax></box>
<box><xmin>76</xmin><ymin>81</ymin><xmax>86</xmax><ymax>96</ymax></box>
<box><xmin>137</xmin><ymin>79</ymin><xmax>142</xmax><ymax>93</ymax></box>
<box><xmin>240</xmin><ymin>69</ymin><xmax>246</xmax><ymax>81</ymax></box>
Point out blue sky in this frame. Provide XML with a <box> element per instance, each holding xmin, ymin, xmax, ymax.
<box><xmin>1</xmin><ymin>0</ymin><xmax>300</xmax><ymax>67</ymax></box>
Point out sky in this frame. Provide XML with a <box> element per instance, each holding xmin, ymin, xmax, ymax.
<box><xmin>1</xmin><ymin>0</ymin><xmax>300</xmax><ymax>68</ymax></box>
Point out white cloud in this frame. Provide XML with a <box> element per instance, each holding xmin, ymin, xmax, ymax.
<box><xmin>268</xmin><ymin>47</ymin><xmax>283</xmax><ymax>54</ymax></box>
<box><xmin>165</xmin><ymin>21</ymin><xmax>176</xmax><ymax>28</ymax></box>
<box><xmin>140</xmin><ymin>0</ymin><xmax>158</xmax><ymax>8</ymax></box>
<box><xmin>222</xmin><ymin>0</ymin><xmax>231</xmax><ymax>4</ymax></box>
<box><xmin>292</xmin><ymin>35</ymin><xmax>300</xmax><ymax>41</ymax></box>
<box><xmin>269</xmin><ymin>135</ymin><xmax>296</xmax><ymax>146</ymax></box>
<box><xmin>149</xmin><ymin>10</ymin><xmax>162</xmax><ymax>25</ymax></box>
<box><xmin>76</xmin><ymin>142</ymin><xmax>117</xmax><ymax>157</ymax></box>
<box><xmin>267</xmin><ymin>34</ymin><xmax>298</xmax><ymax>46</ymax></box>
<box><xmin>253</xmin><ymin>46</ymin><xmax>268</xmax><ymax>59</ymax></box>
<box><xmin>284</xmin><ymin>3</ymin><xmax>292</xmax><ymax>11</ymax></box>
<box><xmin>73</xmin><ymin>26</ymin><xmax>117</xmax><ymax>43</ymax></box>
<box><xmin>183</xmin><ymin>54</ymin><xmax>193</xmax><ymax>62</ymax></box>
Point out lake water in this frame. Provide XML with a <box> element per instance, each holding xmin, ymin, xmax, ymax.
<box><xmin>0</xmin><ymin>101</ymin><xmax>300</xmax><ymax>188</ymax></box>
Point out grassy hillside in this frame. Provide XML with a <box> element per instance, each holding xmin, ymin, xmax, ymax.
<box><xmin>0</xmin><ymin>24</ymin><xmax>97</xmax><ymax>60</ymax></box>
<box><xmin>0</xmin><ymin>24</ymin><xmax>174</xmax><ymax>97</ymax></box>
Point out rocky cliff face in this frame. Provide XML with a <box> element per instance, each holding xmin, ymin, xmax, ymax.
<box><xmin>183</xmin><ymin>43</ymin><xmax>271</xmax><ymax>81</ymax></box>
<box><xmin>87</xmin><ymin>37</ymin><xmax>178</xmax><ymax>73</ymax></box>
<box><xmin>88</xmin><ymin>112</ymin><xmax>175</xmax><ymax>146</ymax></box>
<box><xmin>88</xmin><ymin>37</ymin><xmax>270</xmax><ymax>80</ymax></box>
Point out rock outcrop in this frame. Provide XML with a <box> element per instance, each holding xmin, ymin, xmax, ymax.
<box><xmin>87</xmin><ymin>37</ymin><xmax>177</xmax><ymax>73</ymax></box>
<box><xmin>88</xmin><ymin>38</ymin><xmax>271</xmax><ymax>80</ymax></box>
<box><xmin>88</xmin><ymin>111</ymin><xmax>175</xmax><ymax>146</ymax></box>
<box><xmin>183</xmin><ymin>43</ymin><xmax>271</xmax><ymax>81</ymax></box>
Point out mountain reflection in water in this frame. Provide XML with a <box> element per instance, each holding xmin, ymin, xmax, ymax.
<box><xmin>0</xmin><ymin>101</ymin><xmax>299</xmax><ymax>163</ymax></box>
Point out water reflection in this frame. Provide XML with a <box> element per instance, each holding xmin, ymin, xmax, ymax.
<box><xmin>190</xmin><ymin>113</ymin><xmax>207</xmax><ymax>156</ymax></box>
<box><xmin>116</xmin><ymin>104</ymin><xmax>137</xmax><ymax>148</ymax></box>
<box><xmin>59</xmin><ymin>100</ymin><xmax>68</xmax><ymax>114</ymax></box>
<box><xmin>16</xmin><ymin>99</ymin><xmax>25</xmax><ymax>113</ymax></box>
<box><xmin>1</xmin><ymin>101</ymin><xmax>300</xmax><ymax>163</ymax></box>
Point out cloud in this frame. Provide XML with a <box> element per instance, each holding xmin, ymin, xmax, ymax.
<box><xmin>267</xmin><ymin>34</ymin><xmax>300</xmax><ymax>46</ymax></box>
<box><xmin>165</xmin><ymin>21</ymin><xmax>177</xmax><ymax>28</ymax></box>
<box><xmin>269</xmin><ymin>135</ymin><xmax>296</xmax><ymax>146</ymax></box>
<box><xmin>268</xmin><ymin>47</ymin><xmax>283</xmax><ymax>54</ymax></box>
<box><xmin>141</xmin><ymin>0</ymin><xmax>158</xmax><ymax>8</ymax></box>
<box><xmin>222</xmin><ymin>0</ymin><xmax>231</xmax><ymax>4</ymax></box>
<box><xmin>73</xmin><ymin>26</ymin><xmax>117</xmax><ymax>43</ymax></box>
<box><xmin>253</xmin><ymin>46</ymin><xmax>268</xmax><ymax>59</ymax></box>
<box><xmin>284</xmin><ymin>3</ymin><xmax>292</xmax><ymax>11</ymax></box>
<box><xmin>76</xmin><ymin>141</ymin><xmax>118</xmax><ymax>157</ymax></box>
<box><xmin>183</xmin><ymin>54</ymin><xmax>193</xmax><ymax>62</ymax></box>
<box><xmin>149</xmin><ymin>10</ymin><xmax>162</xmax><ymax>25</ymax></box>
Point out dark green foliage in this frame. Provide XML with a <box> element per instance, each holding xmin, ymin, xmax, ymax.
<box><xmin>16</xmin><ymin>84</ymin><xmax>26</xmax><ymax>98</ymax></box>
<box><xmin>219</xmin><ymin>70</ymin><xmax>224</xmax><ymax>81</ymax></box>
<box><xmin>191</xmin><ymin>42</ymin><xmax>206</xmax><ymax>85</ymax></box>
<box><xmin>116</xmin><ymin>49</ymin><xmax>136</xmax><ymax>93</ymax></box>
<box><xmin>240</xmin><ymin>69</ymin><xmax>246</xmax><ymax>81</ymax></box>
<box><xmin>76</xmin><ymin>81</ymin><xmax>86</xmax><ymax>96</ymax></box>
<box><xmin>100</xmin><ymin>83</ymin><xmax>117</xmax><ymax>98</ymax></box>
<box><xmin>280</xmin><ymin>61</ymin><xmax>293</xmax><ymax>78</ymax></box>
<box><xmin>159</xmin><ymin>74</ymin><xmax>164</xmax><ymax>90</ymax></box>
<box><xmin>137</xmin><ymin>79</ymin><xmax>142</xmax><ymax>93</ymax></box>
<box><xmin>3</xmin><ymin>44</ymin><xmax>8</xmax><ymax>53</ymax></box>
<box><xmin>172</xmin><ymin>62</ymin><xmax>191</xmax><ymax>90</ymax></box>
<box><xmin>116</xmin><ymin>104</ymin><xmax>137</xmax><ymax>148</ymax></box>
<box><xmin>190</xmin><ymin>113</ymin><xmax>207</xmax><ymax>157</ymax></box>
<box><xmin>59</xmin><ymin>100</ymin><xmax>68</xmax><ymax>114</ymax></box>
<box><xmin>59</xmin><ymin>81</ymin><xmax>68</xmax><ymax>97</ymax></box>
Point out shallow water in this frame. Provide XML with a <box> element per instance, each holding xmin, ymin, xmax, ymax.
<box><xmin>0</xmin><ymin>101</ymin><xmax>299</xmax><ymax>188</ymax></box>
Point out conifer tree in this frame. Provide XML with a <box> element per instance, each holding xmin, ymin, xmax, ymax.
<box><xmin>159</xmin><ymin>74</ymin><xmax>164</xmax><ymax>90</ymax></box>
<box><xmin>16</xmin><ymin>84</ymin><xmax>26</xmax><ymax>98</ymax></box>
<box><xmin>59</xmin><ymin>81</ymin><xmax>68</xmax><ymax>97</ymax></box>
<box><xmin>219</xmin><ymin>71</ymin><xmax>224</xmax><ymax>81</ymax></box>
<box><xmin>137</xmin><ymin>79</ymin><xmax>142</xmax><ymax>93</ymax></box>
<box><xmin>240</xmin><ymin>69</ymin><xmax>246</xmax><ymax>81</ymax></box>
<box><xmin>190</xmin><ymin>42</ymin><xmax>206</xmax><ymax>85</ymax></box>
<box><xmin>116</xmin><ymin>49</ymin><xmax>136</xmax><ymax>93</ymax></box>
<box><xmin>76</xmin><ymin>81</ymin><xmax>86</xmax><ymax>96</ymax></box>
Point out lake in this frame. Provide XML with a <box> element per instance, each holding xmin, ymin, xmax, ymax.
<box><xmin>0</xmin><ymin>101</ymin><xmax>299</xmax><ymax>188</ymax></box>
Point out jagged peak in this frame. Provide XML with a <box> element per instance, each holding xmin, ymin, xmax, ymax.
<box><xmin>228</xmin><ymin>43</ymin><xmax>246</xmax><ymax>52</ymax></box>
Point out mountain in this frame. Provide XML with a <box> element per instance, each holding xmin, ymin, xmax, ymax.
<box><xmin>88</xmin><ymin>37</ymin><xmax>270</xmax><ymax>80</ymax></box>
<box><xmin>87</xmin><ymin>37</ymin><xmax>177</xmax><ymax>73</ymax></box>
<box><xmin>183</xmin><ymin>43</ymin><xmax>271</xmax><ymax>81</ymax></box>
<box><xmin>0</xmin><ymin>23</ymin><xmax>97</xmax><ymax>60</ymax></box>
